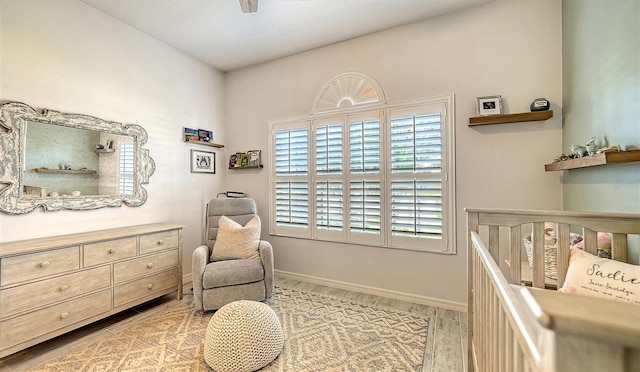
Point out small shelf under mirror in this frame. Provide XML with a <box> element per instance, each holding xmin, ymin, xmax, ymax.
<box><xmin>95</xmin><ymin>148</ymin><xmax>115</xmax><ymax>154</ymax></box>
<box><xmin>34</xmin><ymin>168</ymin><xmax>97</xmax><ymax>175</ymax></box>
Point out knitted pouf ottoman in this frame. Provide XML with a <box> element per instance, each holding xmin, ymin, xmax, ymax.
<box><xmin>204</xmin><ymin>300</ymin><xmax>284</xmax><ymax>372</ymax></box>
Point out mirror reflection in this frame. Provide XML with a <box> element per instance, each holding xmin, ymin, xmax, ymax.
<box><xmin>23</xmin><ymin>121</ymin><xmax>135</xmax><ymax>198</ymax></box>
<box><xmin>0</xmin><ymin>101</ymin><xmax>155</xmax><ymax>215</ymax></box>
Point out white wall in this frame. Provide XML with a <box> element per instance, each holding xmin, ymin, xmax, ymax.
<box><xmin>224</xmin><ymin>0</ymin><xmax>563</xmax><ymax>305</ymax></box>
<box><xmin>0</xmin><ymin>0</ymin><xmax>226</xmax><ymax>273</ymax></box>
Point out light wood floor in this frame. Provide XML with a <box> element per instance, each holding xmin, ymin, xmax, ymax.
<box><xmin>0</xmin><ymin>274</ymin><xmax>467</xmax><ymax>372</ymax></box>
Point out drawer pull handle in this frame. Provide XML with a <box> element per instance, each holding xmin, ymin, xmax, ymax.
<box><xmin>147</xmin><ymin>263</ymin><xmax>154</xmax><ymax>269</ymax></box>
<box><xmin>60</xmin><ymin>285</ymin><xmax>70</xmax><ymax>292</ymax></box>
<box><xmin>108</xmin><ymin>249</ymin><xmax>116</xmax><ymax>254</ymax></box>
<box><xmin>40</xmin><ymin>261</ymin><xmax>50</xmax><ymax>268</ymax></box>
<box><xmin>60</xmin><ymin>312</ymin><xmax>69</xmax><ymax>319</ymax></box>
<box><xmin>157</xmin><ymin>239</ymin><xmax>164</xmax><ymax>245</ymax></box>
<box><xmin>147</xmin><ymin>284</ymin><xmax>154</xmax><ymax>290</ymax></box>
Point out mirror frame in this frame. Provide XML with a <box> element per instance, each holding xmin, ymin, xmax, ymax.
<box><xmin>0</xmin><ymin>102</ymin><xmax>155</xmax><ymax>215</ymax></box>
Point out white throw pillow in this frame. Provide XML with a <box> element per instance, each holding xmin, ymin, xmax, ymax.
<box><xmin>559</xmin><ymin>248</ymin><xmax>640</xmax><ymax>305</ymax></box>
<box><xmin>211</xmin><ymin>215</ymin><xmax>261</xmax><ymax>261</ymax></box>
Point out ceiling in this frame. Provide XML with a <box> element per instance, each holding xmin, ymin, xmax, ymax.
<box><xmin>81</xmin><ymin>0</ymin><xmax>489</xmax><ymax>72</ymax></box>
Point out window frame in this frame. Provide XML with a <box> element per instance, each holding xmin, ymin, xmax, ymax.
<box><xmin>269</xmin><ymin>95</ymin><xmax>456</xmax><ymax>254</ymax></box>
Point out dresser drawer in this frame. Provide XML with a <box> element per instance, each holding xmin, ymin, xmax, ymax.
<box><xmin>83</xmin><ymin>237</ymin><xmax>137</xmax><ymax>267</ymax></box>
<box><xmin>0</xmin><ymin>289</ymin><xmax>111</xmax><ymax>351</ymax></box>
<box><xmin>114</xmin><ymin>268</ymin><xmax>178</xmax><ymax>307</ymax></box>
<box><xmin>114</xmin><ymin>249</ymin><xmax>179</xmax><ymax>284</ymax></box>
<box><xmin>0</xmin><ymin>265</ymin><xmax>111</xmax><ymax>318</ymax></box>
<box><xmin>140</xmin><ymin>229</ymin><xmax>179</xmax><ymax>254</ymax></box>
<box><xmin>0</xmin><ymin>247</ymin><xmax>80</xmax><ymax>286</ymax></box>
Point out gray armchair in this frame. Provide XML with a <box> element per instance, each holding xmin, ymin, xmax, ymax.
<box><xmin>192</xmin><ymin>198</ymin><xmax>274</xmax><ymax>311</ymax></box>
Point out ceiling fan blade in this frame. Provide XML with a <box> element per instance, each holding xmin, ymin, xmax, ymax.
<box><xmin>239</xmin><ymin>0</ymin><xmax>258</xmax><ymax>13</ymax></box>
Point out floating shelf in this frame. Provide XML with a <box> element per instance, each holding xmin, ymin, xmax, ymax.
<box><xmin>229</xmin><ymin>165</ymin><xmax>263</xmax><ymax>170</ymax></box>
<box><xmin>184</xmin><ymin>139</ymin><xmax>225</xmax><ymax>148</ymax></box>
<box><xmin>544</xmin><ymin>150</ymin><xmax>640</xmax><ymax>171</ymax></box>
<box><xmin>95</xmin><ymin>148</ymin><xmax>115</xmax><ymax>154</ymax></box>
<box><xmin>34</xmin><ymin>168</ymin><xmax>97</xmax><ymax>175</ymax></box>
<box><xmin>469</xmin><ymin>110</ymin><xmax>553</xmax><ymax>126</ymax></box>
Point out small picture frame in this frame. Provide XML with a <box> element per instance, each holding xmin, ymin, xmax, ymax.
<box><xmin>247</xmin><ymin>149</ymin><xmax>261</xmax><ymax>167</ymax></box>
<box><xmin>190</xmin><ymin>149</ymin><xmax>215</xmax><ymax>174</ymax></box>
<box><xmin>476</xmin><ymin>95</ymin><xmax>503</xmax><ymax>116</ymax></box>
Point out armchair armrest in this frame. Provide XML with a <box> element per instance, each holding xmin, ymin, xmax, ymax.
<box><xmin>192</xmin><ymin>244</ymin><xmax>210</xmax><ymax>311</ymax></box>
<box><xmin>259</xmin><ymin>240</ymin><xmax>274</xmax><ymax>298</ymax></box>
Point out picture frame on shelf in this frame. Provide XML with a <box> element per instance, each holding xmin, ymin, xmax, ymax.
<box><xmin>184</xmin><ymin>127</ymin><xmax>199</xmax><ymax>142</ymax></box>
<box><xmin>247</xmin><ymin>150</ymin><xmax>261</xmax><ymax>167</ymax></box>
<box><xmin>476</xmin><ymin>95</ymin><xmax>503</xmax><ymax>116</ymax></box>
<box><xmin>190</xmin><ymin>149</ymin><xmax>215</xmax><ymax>174</ymax></box>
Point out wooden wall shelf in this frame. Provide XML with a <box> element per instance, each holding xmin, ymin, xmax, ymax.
<box><xmin>229</xmin><ymin>165</ymin><xmax>263</xmax><ymax>170</ymax></box>
<box><xmin>95</xmin><ymin>148</ymin><xmax>115</xmax><ymax>154</ymax></box>
<box><xmin>469</xmin><ymin>110</ymin><xmax>553</xmax><ymax>126</ymax></box>
<box><xmin>544</xmin><ymin>150</ymin><xmax>640</xmax><ymax>171</ymax></box>
<box><xmin>184</xmin><ymin>139</ymin><xmax>225</xmax><ymax>148</ymax></box>
<box><xmin>34</xmin><ymin>168</ymin><xmax>97</xmax><ymax>175</ymax></box>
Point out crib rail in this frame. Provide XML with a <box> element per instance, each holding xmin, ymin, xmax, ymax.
<box><xmin>469</xmin><ymin>230</ymin><xmax>543</xmax><ymax>371</ymax></box>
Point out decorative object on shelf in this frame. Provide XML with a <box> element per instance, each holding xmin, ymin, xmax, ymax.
<box><xmin>569</xmin><ymin>144</ymin><xmax>588</xmax><ymax>157</ymax></box>
<box><xmin>476</xmin><ymin>95</ymin><xmax>503</xmax><ymax>116</ymax></box>
<box><xmin>198</xmin><ymin>128</ymin><xmax>214</xmax><ymax>142</ymax></box>
<box><xmin>228</xmin><ymin>151</ymin><xmax>264</xmax><ymax>169</ymax></box>
<box><xmin>248</xmin><ymin>150</ymin><xmax>261</xmax><ymax>167</ymax></box>
<box><xmin>529</xmin><ymin>97</ymin><xmax>550</xmax><ymax>112</ymax></box>
<box><xmin>183</xmin><ymin>127</ymin><xmax>224</xmax><ymax>148</ymax></box>
<box><xmin>184</xmin><ymin>127</ymin><xmax>198</xmax><ymax>142</ymax></box>
<box><xmin>96</xmin><ymin>144</ymin><xmax>104</xmax><ymax>150</ymax></box>
<box><xmin>49</xmin><ymin>192</ymin><xmax>59</xmax><ymax>197</ymax></box>
<box><xmin>191</xmin><ymin>149</ymin><xmax>216</xmax><ymax>174</ymax></box>
<box><xmin>596</xmin><ymin>144</ymin><xmax>622</xmax><ymax>154</ymax></box>
<box><xmin>71</xmin><ymin>190</ymin><xmax>81</xmax><ymax>196</ymax></box>
<box><xmin>585</xmin><ymin>136</ymin><xmax>598</xmax><ymax>156</ymax></box>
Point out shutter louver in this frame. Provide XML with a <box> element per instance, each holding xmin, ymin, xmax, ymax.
<box><xmin>276</xmin><ymin>181</ymin><xmax>309</xmax><ymax>227</ymax></box>
<box><xmin>276</xmin><ymin>129</ymin><xmax>308</xmax><ymax>175</ymax></box>
<box><xmin>119</xmin><ymin>141</ymin><xmax>134</xmax><ymax>195</ymax></box>
<box><xmin>316</xmin><ymin>124</ymin><xmax>342</xmax><ymax>174</ymax></box>
<box><xmin>349</xmin><ymin>181</ymin><xmax>381</xmax><ymax>234</ymax></box>
<box><xmin>349</xmin><ymin>119</ymin><xmax>380</xmax><ymax>173</ymax></box>
<box><xmin>316</xmin><ymin>181</ymin><xmax>343</xmax><ymax>230</ymax></box>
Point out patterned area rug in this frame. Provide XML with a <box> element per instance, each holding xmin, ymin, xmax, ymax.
<box><xmin>32</xmin><ymin>286</ymin><xmax>430</xmax><ymax>371</ymax></box>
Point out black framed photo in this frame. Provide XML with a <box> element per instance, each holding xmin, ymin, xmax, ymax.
<box><xmin>476</xmin><ymin>95</ymin><xmax>503</xmax><ymax>116</ymax></box>
<box><xmin>190</xmin><ymin>149</ymin><xmax>215</xmax><ymax>174</ymax></box>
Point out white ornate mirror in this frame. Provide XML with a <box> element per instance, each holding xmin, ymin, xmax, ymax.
<box><xmin>0</xmin><ymin>102</ymin><xmax>155</xmax><ymax>214</ymax></box>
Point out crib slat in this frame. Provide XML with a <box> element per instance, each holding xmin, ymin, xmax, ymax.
<box><xmin>611</xmin><ymin>233</ymin><xmax>628</xmax><ymax>262</ymax></box>
<box><xmin>532</xmin><ymin>222</ymin><xmax>545</xmax><ymax>288</ymax></box>
<box><xmin>556</xmin><ymin>223</ymin><xmax>570</xmax><ymax>288</ymax></box>
<box><xmin>583</xmin><ymin>228</ymin><xmax>598</xmax><ymax>256</ymax></box>
<box><xmin>509</xmin><ymin>225</ymin><xmax>522</xmax><ymax>285</ymax></box>
<box><xmin>489</xmin><ymin>225</ymin><xmax>499</xmax><ymax>262</ymax></box>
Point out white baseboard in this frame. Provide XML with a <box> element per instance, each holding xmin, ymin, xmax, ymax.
<box><xmin>183</xmin><ymin>273</ymin><xmax>193</xmax><ymax>285</ymax></box>
<box><xmin>275</xmin><ymin>269</ymin><xmax>467</xmax><ymax>312</ymax></box>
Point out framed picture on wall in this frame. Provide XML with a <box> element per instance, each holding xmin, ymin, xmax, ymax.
<box><xmin>190</xmin><ymin>149</ymin><xmax>215</xmax><ymax>174</ymax></box>
<box><xmin>476</xmin><ymin>95</ymin><xmax>503</xmax><ymax>116</ymax></box>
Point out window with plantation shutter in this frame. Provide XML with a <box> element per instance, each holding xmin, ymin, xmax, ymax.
<box><xmin>270</xmin><ymin>96</ymin><xmax>455</xmax><ymax>253</ymax></box>
<box><xmin>119</xmin><ymin>141</ymin><xmax>135</xmax><ymax>195</ymax></box>
<box><xmin>389</xmin><ymin>106</ymin><xmax>448</xmax><ymax>251</ymax></box>
<box><xmin>272</xmin><ymin>124</ymin><xmax>311</xmax><ymax>237</ymax></box>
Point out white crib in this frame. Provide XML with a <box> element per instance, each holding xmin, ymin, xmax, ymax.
<box><xmin>467</xmin><ymin>209</ymin><xmax>640</xmax><ymax>372</ymax></box>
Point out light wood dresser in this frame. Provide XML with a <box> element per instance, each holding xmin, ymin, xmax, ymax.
<box><xmin>0</xmin><ymin>223</ymin><xmax>183</xmax><ymax>358</ymax></box>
